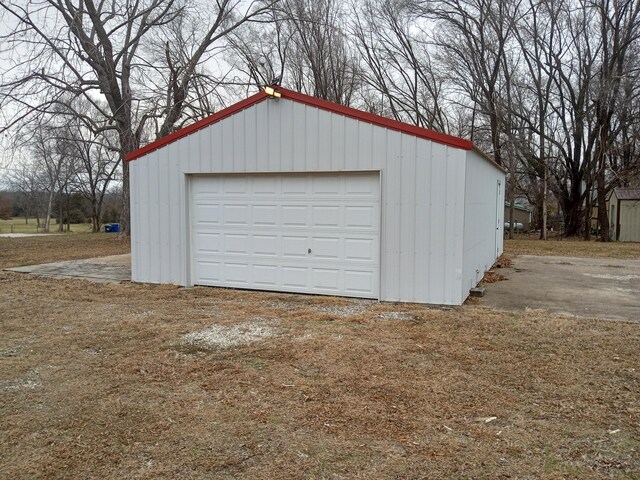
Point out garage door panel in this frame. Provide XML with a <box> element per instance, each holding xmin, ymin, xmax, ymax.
<box><xmin>282</xmin><ymin>177</ymin><xmax>308</xmax><ymax>195</ymax></box>
<box><xmin>345</xmin><ymin>238</ymin><xmax>374</xmax><ymax>261</ymax></box>
<box><xmin>312</xmin><ymin>206</ymin><xmax>340</xmax><ymax>227</ymax></box>
<box><xmin>253</xmin><ymin>235</ymin><xmax>279</xmax><ymax>256</ymax></box>
<box><xmin>282</xmin><ymin>205</ymin><xmax>308</xmax><ymax>226</ymax></box>
<box><xmin>196</xmin><ymin>261</ymin><xmax>221</xmax><ymax>282</ymax></box>
<box><xmin>252</xmin><ymin>176</ymin><xmax>279</xmax><ymax>194</ymax></box>
<box><xmin>312</xmin><ymin>268</ymin><xmax>340</xmax><ymax>291</ymax></box>
<box><xmin>223</xmin><ymin>204</ymin><xmax>249</xmax><ymax>225</ymax></box>
<box><xmin>252</xmin><ymin>205</ymin><xmax>278</xmax><ymax>225</ymax></box>
<box><xmin>253</xmin><ymin>264</ymin><xmax>279</xmax><ymax>286</ymax></box>
<box><xmin>311</xmin><ymin>237</ymin><xmax>340</xmax><ymax>259</ymax></box>
<box><xmin>312</xmin><ymin>175</ymin><xmax>340</xmax><ymax>194</ymax></box>
<box><xmin>344</xmin><ymin>270</ymin><xmax>375</xmax><ymax>294</ymax></box>
<box><xmin>224</xmin><ymin>233</ymin><xmax>249</xmax><ymax>254</ymax></box>
<box><xmin>194</xmin><ymin>232</ymin><xmax>221</xmax><ymax>253</ymax></box>
<box><xmin>282</xmin><ymin>266</ymin><xmax>308</xmax><ymax>288</ymax></box>
<box><xmin>223</xmin><ymin>176</ymin><xmax>249</xmax><ymax>194</ymax></box>
<box><xmin>225</xmin><ymin>263</ymin><xmax>249</xmax><ymax>284</ymax></box>
<box><xmin>282</xmin><ymin>236</ymin><xmax>307</xmax><ymax>257</ymax></box>
<box><xmin>191</xmin><ymin>173</ymin><xmax>380</xmax><ymax>298</ymax></box>
<box><xmin>345</xmin><ymin>206</ymin><xmax>376</xmax><ymax>229</ymax></box>
<box><xmin>193</xmin><ymin>203</ymin><xmax>221</xmax><ymax>225</ymax></box>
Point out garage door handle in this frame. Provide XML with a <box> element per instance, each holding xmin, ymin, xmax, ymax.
<box><xmin>308</xmin><ymin>248</ymin><xmax>312</xmax><ymax>254</ymax></box>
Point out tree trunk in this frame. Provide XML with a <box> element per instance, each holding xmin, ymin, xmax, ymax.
<box><xmin>596</xmin><ymin>163</ymin><xmax>610</xmax><ymax>241</ymax></box>
<box><xmin>44</xmin><ymin>188</ymin><xmax>55</xmax><ymax>233</ymax></box>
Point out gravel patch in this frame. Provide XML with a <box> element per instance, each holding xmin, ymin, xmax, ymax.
<box><xmin>314</xmin><ymin>301</ymin><xmax>374</xmax><ymax>317</ymax></box>
<box><xmin>0</xmin><ymin>368</ymin><xmax>41</xmax><ymax>393</ymax></box>
<box><xmin>180</xmin><ymin>318</ymin><xmax>278</xmax><ymax>351</ymax></box>
<box><xmin>378</xmin><ymin>312</ymin><xmax>415</xmax><ymax>321</ymax></box>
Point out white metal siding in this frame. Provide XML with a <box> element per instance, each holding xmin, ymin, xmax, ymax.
<box><xmin>190</xmin><ymin>173</ymin><xmax>380</xmax><ymax>297</ymax></box>
<box><xmin>461</xmin><ymin>150</ymin><xmax>505</xmax><ymax>300</ymax></box>
<box><xmin>619</xmin><ymin>200</ymin><xmax>640</xmax><ymax>242</ymax></box>
<box><xmin>130</xmin><ymin>97</ymin><xmax>469</xmax><ymax>304</ymax></box>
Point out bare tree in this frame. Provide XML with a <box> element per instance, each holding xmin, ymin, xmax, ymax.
<box><xmin>0</xmin><ymin>0</ymin><xmax>279</xmax><ymax>237</ymax></box>
<box><xmin>352</xmin><ymin>0</ymin><xmax>449</xmax><ymax>130</ymax></box>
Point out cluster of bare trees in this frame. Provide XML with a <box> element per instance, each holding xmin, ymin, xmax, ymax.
<box><xmin>2</xmin><ymin>0</ymin><xmax>640</xmax><ymax>239</ymax></box>
<box><xmin>3</xmin><ymin>103</ymin><xmax>120</xmax><ymax>232</ymax></box>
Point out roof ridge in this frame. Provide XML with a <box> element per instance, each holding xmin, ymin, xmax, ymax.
<box><xmin>126</xmin><ymin>87</ymin><xmax>474</xmax><ymax>162</ymax></box>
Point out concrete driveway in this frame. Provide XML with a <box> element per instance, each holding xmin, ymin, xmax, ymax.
<box><xmin>6</xmin><ymin>254</ymin><xmax>131</xmax><ymax>283</ymax></box>
<box><xmin>480</xmin><ymin>255</ymin><xmax>640</xmax><ymax>321</ymax></box>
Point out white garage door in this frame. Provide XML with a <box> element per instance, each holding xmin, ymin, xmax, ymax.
<box><xmin>190</xmin><ymin>172</ymin><xmax>380</xmax><ymax>298</ymax></box>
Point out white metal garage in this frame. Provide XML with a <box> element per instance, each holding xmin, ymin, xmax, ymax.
<box><xmin>127</xmin><ymin>86</ymin><xmax>505</xmax><ymax>305</ymax></box>
<box><xmin>190</xmin><ymin>173</ymin><xmax>380</xmax><ymax>297</ymax></box>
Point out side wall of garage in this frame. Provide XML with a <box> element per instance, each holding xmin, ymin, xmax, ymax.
<box><xmin>461</xmin><ymin>149</ymin><xmax>506</xmax><ymax>299</ymax></box>
<box><xmin>130</xmin><ymin>97</ymin><xmax>468</xmax><ymax>304</ymax></box>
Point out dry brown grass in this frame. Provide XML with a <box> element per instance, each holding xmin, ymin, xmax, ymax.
<box><xmin>0</xmin><ymin>233</ymin><xmax>130</xmax><ymax>269</ymax></box>
<box><xmin>1</xmin><ymin>235</ymin><xmax>639</xmax><ymax>479</ymax></box>
<box><xmin>505</xmin><ymin>237</ymin><xmax>640</xmax><ymax>259</ymax></box>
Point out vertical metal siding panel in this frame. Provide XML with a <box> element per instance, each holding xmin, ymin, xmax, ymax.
<box><xmin>279</xmin><ymin>99</ymin><xmax>294</xmax><ymax>171</ymax></box>
<box><xmin>371</xmin><ymin>129</ymin><xmax>387</xmax><ymax>298</ymax></box>
<box><xmin>319</xmin><ymin>112</ymin><xmax>335</xmax><ymax>170</ymax></box>
<box><xmin>212</xmin><ymin>122</ymin><xmax>225</xmax><ymax>171</ymax></box>
<box><xmin>154</xmin><ymin>146</ymin><xmax>169</xmax><ymax>282</ymax></box>
<box><xmin>167</xmin><ymin>142</ymin><xmax>182</xmax><ymax>284</ymax></box>
<box><xmin>413</xmin><ymin>141</ymin><xmax>430</xmax><ymax>302</ymax></box>
<box><xmin>233</xmin><ymin>111</ymin><xmax>246</xmax><ymax>171</ymax></box>
<box><xmin>291</xmin><ymin>102</ymin><xmax>306</xmax><ymax>170</ymax></box>
<box><xmin>383</xmin><ymin>130</ymin><xmax>402</xmax><ymax>301</ymax></box>
<box><xmin>343</xmin><ymin>117</ymin><xmax>359</xmax><ymax>170</ymax></box>
<box><xmin>129</xmin><ymin>161</ymin><xmax>140</xmax><ymax>282</ymax></box>
<box><xmin>267</xmin><ymin>100</ymin><xmax>281</xmax><ymax>171</ymax></box>
<box><xmin>197</xmin><ymin>125</ymin><xmax>208</xmax><ymax>173</ymax></box>
<box><xmin>399</xmin><ymin>135</ymin><xmax>417</xmax><ymax>301</ymax></box>
<box><xmin>305</xmin><ymin>106</ymin><xmax>320</xmax><ymax>170</ymax></box>
<box><xmin>359</xmin><ymin>122</ymin><xmax>374</xmax><ymax>170</ymax></box>
<box><xmin>179</xmin><ymin>136</ymin><xmax>193</xmax><ymax>284</ymax></box>
<box><xmin>142</xmin><ymin>155</ymin><xmax>157</xmax><ymax>282</ymax></box>
<box><xmin>331</xmin><ymin>114</ymin><xmax>346</xmax><ymax>170</ymax></box>
<box><xmin>244</xmin><ymin>106</ymin><xmax>258</xmax><ymax>172</ymax></box>
<box><xmin>428</xmin><ymin>143</ymin><xmax>446</xmax><ymax>303</ymax></box>
<box><xmin>255</xmin><ymin>102</ymin><xmax>269</xmax><ymax>171</ymax></box>
<box><xmin>445</xmin><ymin>148</ymin><xmax>466</xmax><ymax>305</ymax></box>
<box><xmin>135</xmin><ymin>152</ymin><xmax>158</xmax><ymax>282</ymax></box>
<box><xmin>222</xmin><ymin>116</ymin><xmax>234</xmax><ymax>172</ymax></box>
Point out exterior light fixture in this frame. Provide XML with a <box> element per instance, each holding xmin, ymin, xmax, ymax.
<box><xmin>263</xmin><ymin>86</ymin><xmax>281</xmax><ymax>98</ymax></box>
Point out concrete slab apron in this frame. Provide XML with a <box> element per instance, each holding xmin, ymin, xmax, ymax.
<box><xmin>6</xmin><ymin>254</ymin><xmax>131</xmax><ymax>283</ymax></box>
<box><xmin>481</xmin><ymin>255</ymin><xmax>640</xmax><ymax>322</ymax></box>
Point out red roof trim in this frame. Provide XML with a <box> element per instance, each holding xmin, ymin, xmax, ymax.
<box><xmin>279</xmin><ymin>87</ymin><xmax>473</xmax><ymax>151</ymax></box>
<box><xmin>125</xmin><ymin>91</ymin><xmax>268</xmax><ymax>161</ymax></box>
<box><xmin>126</xmin><ymin>87</ymin><xmax>474</xmax><ymax>162</ymax></box>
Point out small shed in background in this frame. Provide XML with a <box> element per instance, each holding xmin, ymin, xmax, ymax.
<box><xmin>609</xmin><ymin>188</ymin><xmax>640</xmax><ymax>242</ymax></box>
<box><xmin>504</xmin><ymin>201</ymin><xmax>532</xmax><ymax>231</ymax></box>
<box><xmin>126</xmin><ymin>87</ymin><xmax>505</xmax><ymax>305</ymax></box>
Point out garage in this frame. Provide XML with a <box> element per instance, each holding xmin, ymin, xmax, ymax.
<box><xmin>127</xmin><ymin>86</ymin><xmax>505</xmax><ymax>305</ymax></box>
<box><xmin>190</xmin><ymin>172</ymin><xmax>380</xmax><ymax>298</ymax></box>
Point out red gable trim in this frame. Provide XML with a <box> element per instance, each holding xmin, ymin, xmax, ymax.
<box><xmin>125</xmin><ymin>91</ymin><xmax>268</xmax><ymax>162</ymax></box>
<box><xmin>280</xmin><ymin>87</ymin><xmax>473</xmax><ymax>151</ymax></box>
<box><xmin>126</xmin><ymin>87</ymin><xmax>473</xmax><ymax>162</ymax></box>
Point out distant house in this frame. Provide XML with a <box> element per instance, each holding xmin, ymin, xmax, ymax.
<box><xmin>609</xmin><ymin>188</ymin><xmax>640</xmax><ymax>242</ymax></box>
<box><xmin>504</xmin><ymin>201</ymin><xmax>532</xmax><ymax>231</ymax></box>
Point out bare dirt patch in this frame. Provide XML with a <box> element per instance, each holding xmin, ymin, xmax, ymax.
<box><xmin>1</xmin><ymin>271</ymin><xmax>639</xmax><ymax>479</ymax></box>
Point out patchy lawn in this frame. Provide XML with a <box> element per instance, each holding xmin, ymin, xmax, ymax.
<box><xmin>0</xmin><ymin>233</ymin><xmax>130</xmax><ymax>269</ymax></box>
<box><xmin>1</xmin><ymin>236</ymin><xmax>639</xmax><ymax>479</ymax></box>
<box><xmin>505</xmin><ymin>237</ymin><xmax>640</xmax><ymax>259</ymax></box>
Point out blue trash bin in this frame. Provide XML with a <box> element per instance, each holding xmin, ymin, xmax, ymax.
<box><xmin>104</xmin><ymin>223</ymin><xmax>120</xmax><ymax>233</ymax></box>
